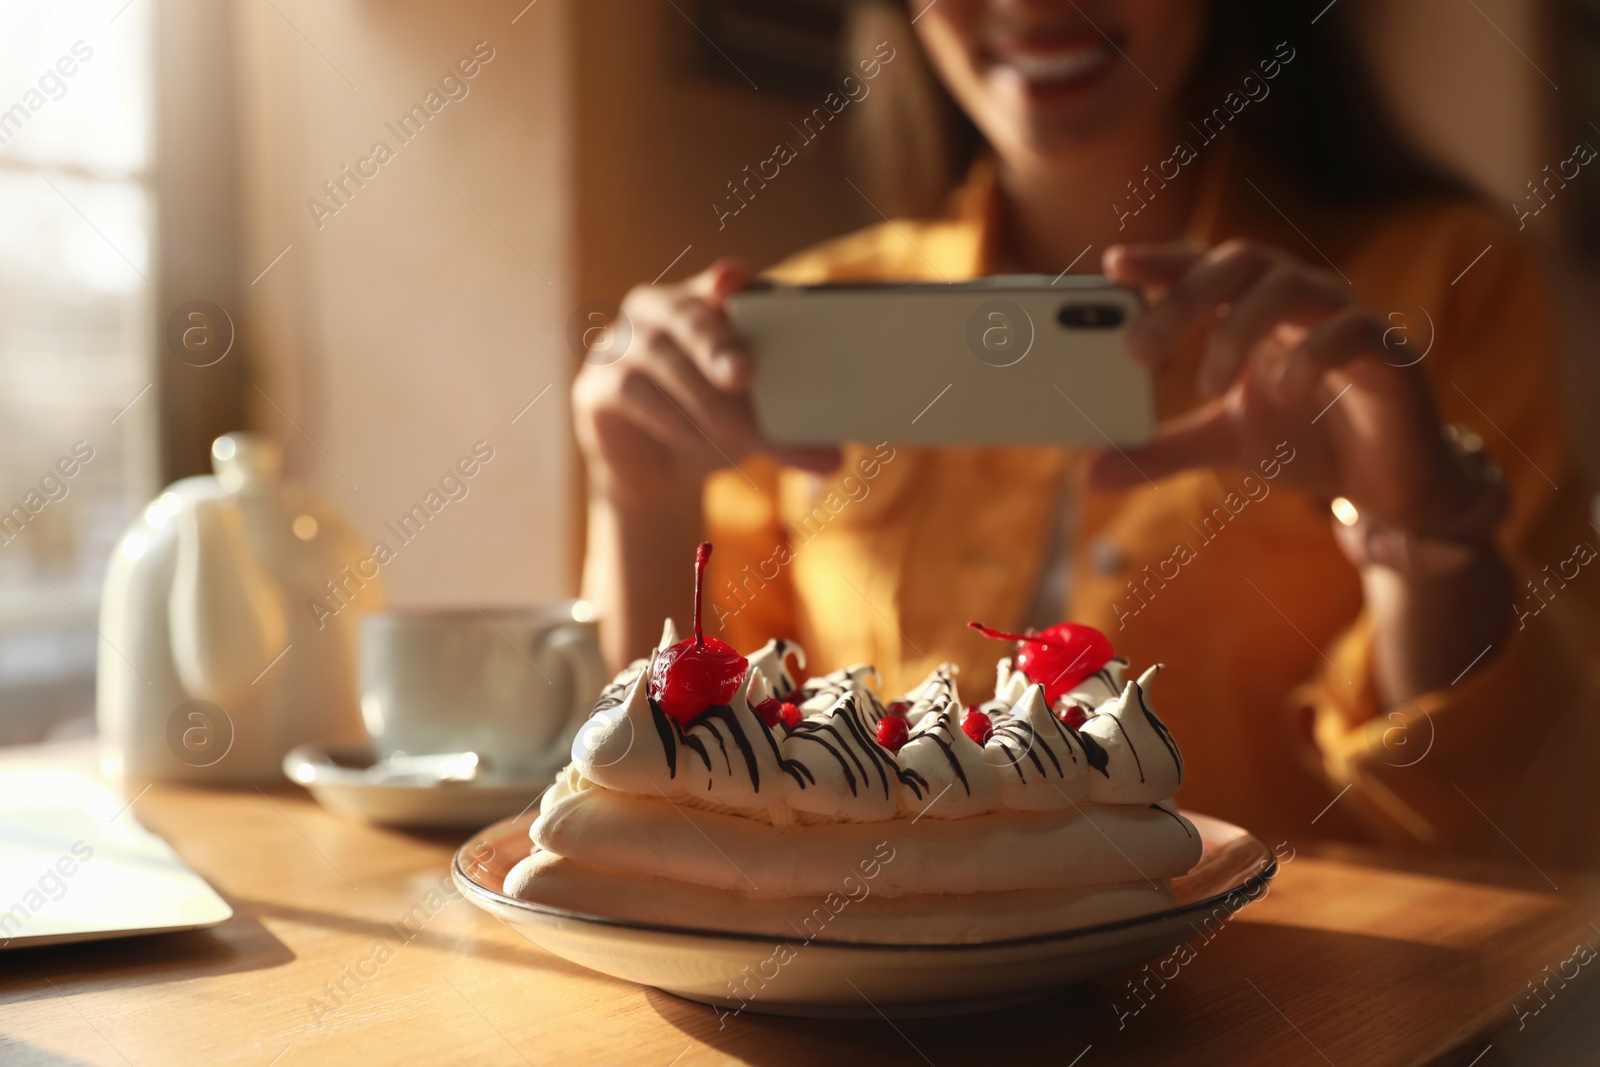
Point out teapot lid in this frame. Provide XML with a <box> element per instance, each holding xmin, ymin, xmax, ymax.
<box><xmin>212</xmin><ymin>433</ymin><xmax>282</xmax><ymax>490</ymax></box>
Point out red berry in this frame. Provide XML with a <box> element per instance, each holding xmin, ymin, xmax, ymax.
<box><xmin>876</xmin><ymin>715</ymin><xmax>910</xmax><ymax>752</ymax></box>
<box><xmin>754</xmin><ymin>698</ymin><xmax>782</xmax><ymax>727</ymax></box>
<box><xmin>969</xmin><ymin>620</ymin><xmax>1114</xmax><ymax>707</ymax></box>
<box><xmin>779</xmin><ymin>702</ymin><xmax>802</xmax><ymax>728</ymax></box>
<box><xmin>651</xmin><ymin>543</ymin><xmax>749</xmax><ymax>726</ymax></box>
<box><xmin>1059</xmin><ymin>704</ymin><xmax>1091</xmax><ymax>730</ymax></box>
<box><xmin>886</xmin><ymin>700</ymin><xmax>910</xmax><ymax>716</ymax></box>
<box><xmin>962</xmin><ymin>708</ymin><xmax>993</xmax><ymax>746</ymax></box>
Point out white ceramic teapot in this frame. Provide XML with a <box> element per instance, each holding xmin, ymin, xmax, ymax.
<box><xmin>96</xmin><ymin>433</ymin><xmax>378</xmax><ymax>782</ymax></box>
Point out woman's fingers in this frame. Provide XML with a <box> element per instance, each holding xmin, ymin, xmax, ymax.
<box><xmin>1084</xmin><ymin>400</ymin><xmax>1237</xmax><ymax>489</ymax></box>
<box><xmin>1274</xmin><ymin>305</ymin><xmax>1387</xmax><ymax>406</ymax></box>
<box><xmin>771</xmin><ymin>444</ymin><xmax>845</xmax><ymax>473</ymax></box>
<box><xmin>1120</xmin><ymin>241</ymin><xmax>1273</xmax><ymax>368</ymax></box>
<box><xmin>610</xmin><ymin>347</ymin><xmax>838</xmax><ymax>475</ymax></box>
<box><xmin>624</xmin><ymin>289</ymin><xmax>748</xmax><ymax>391</ymax></box>
<box><xmin>1202</xmin><ymin>263</ymin><xmax>1347</xmax><ymax>398</ymax></box>
<box><xmin>689</xmin><ymin>258</ymin><xmax>755</xmax><ymax>389</ymax></box>
<box><xmin>694</xmin><ymin>257</ymin><xmax>751</xmax><ymax>305</ymax></box>
<box><xmin>614</xmin><ymin>366</ymin><xmax>723</xmax><ymax>458</ymax></box>
<box><xmin>639</xmin><ymin>332</ymin><xmax>760</xmax><ymax>446</ymax></box>
<box><xmin>1104</xmin><ymin>243</ymin><xmax>1204</xmax><ymax>289</ymax></box>
<box><xmin>622</xmin><ymin>259</ymin><xmax>753</xmax><ymax>391</ymax></box>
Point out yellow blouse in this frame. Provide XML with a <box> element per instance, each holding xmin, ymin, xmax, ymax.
<box><xmin>702</xmin><ymin>156</ymin><xmax>1600</xmax><ymax>866</ymax></box>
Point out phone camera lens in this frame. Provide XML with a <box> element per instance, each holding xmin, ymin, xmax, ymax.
<box><xmin>1058</xmin><ymin>304</ymin><xmax>1125</xmax><ymax>329</ymax></box>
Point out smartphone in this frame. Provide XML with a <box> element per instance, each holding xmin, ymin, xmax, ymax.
<box><xmin>727</xmin><ymin>276</ymin><xmax>1152</xmax><ymax>447</ymax></box>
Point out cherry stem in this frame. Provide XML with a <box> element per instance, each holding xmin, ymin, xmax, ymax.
<box><xmin>693</xmin><ymin>542</ymin><xmax>712</xmax><ymax>646</ymax></box>
<box><xmin>968</xmin><ymin>621</ymin><xmax>1050</xmax><ymax>646</ymax></box>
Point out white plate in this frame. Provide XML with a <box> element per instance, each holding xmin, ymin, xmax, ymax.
<box><xmin>283</xmin><ymin>744</ymin><xmax>550</xmax><ymax>829</ymax></box>
<box><xmin>453</xmin><ymin>809</ymin><xmax>1276</xmax><ymax>1018</ymax></box>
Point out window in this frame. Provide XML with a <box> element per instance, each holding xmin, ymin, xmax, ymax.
<box><xmin>0</xmin><ymin>3</ymin><xmax>155</xmax><ymax>744</ymax></box>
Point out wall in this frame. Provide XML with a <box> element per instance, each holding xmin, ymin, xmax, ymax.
<box><xmin>233</xmin><ymin>0</ymin><xmax>880</xmax><ymax>606</ymax></box>
<box><xmin>1358</xmin><ymin>0</ymin><xmax>1549</xmax><ymax>203</ymax></box>
<box><xmin>572</xmin><ymin>1</ymin><xmax>875</xmax><ymax>307</ymax></box>
<box><xmin>235</xmin><ymin>0</ymin><xmax>573</xmax><ymax>608</ymax></box>
<box><xmin>158</xmin><ymin>0</ymin><xmax>248</xmax><ymax>483</ymax></box>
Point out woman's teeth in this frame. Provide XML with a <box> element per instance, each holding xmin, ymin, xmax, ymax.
<box><xmin>1002</xmin><ymin>46</ymin><xmax>1112</xmax><ymax>84</ymax></box>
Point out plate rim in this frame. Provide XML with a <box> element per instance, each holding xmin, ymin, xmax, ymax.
<box><xmin>282</xmin><ymin>743</ymin><xmax>557</xmax><ymax>793</ymax></box>
<box><xmin>452</xmin><ymin>809</ymin><xmax>1277</xmax><ymax>954</ymax></box>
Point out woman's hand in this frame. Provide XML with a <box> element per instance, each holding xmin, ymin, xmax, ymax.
<box><xmin>573</xmin><ymin>258</ymin><xmax>840</xmax><ymax>666</ymax></box>
<box><xmin>571</xmin><ymin>258</ymin><xmax>839</xmax><ymax>511</ymax></box>
<box><xmin>1092</xmin><ymin>240</ymin><xmax>1474</xmax><ymax>532</ymax></box>
<box><xmin>1099</xmin><ymin>240</ymin><xmax>1514</xmax><ymax>701</ymax></box>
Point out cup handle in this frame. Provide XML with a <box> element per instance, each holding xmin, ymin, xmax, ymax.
<box><xmin>545</xmin><ymin>623</ymin><xmax>609</xmax><ymax>755</ymax></box>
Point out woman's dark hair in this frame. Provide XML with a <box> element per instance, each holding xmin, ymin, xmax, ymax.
<box><xmin>1191</xmin><ymin>0</ymin><xmax>1458</xmax><ymax>204</ymax></box>
<box><xmin>932</xmin><ymin>0</ymin><xmax>1460</xmax><ymax>207</ymax></box>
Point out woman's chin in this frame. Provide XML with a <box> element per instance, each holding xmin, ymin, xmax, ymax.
<box><xmin>999</xmin><ymin>110</ymin><xmax>1138</xmax><ymax>163</ymax></box>
<box><xmin>982</xmin><ymin>74</ymin><xmax>1141</xmax><ymax>157</ymax></box>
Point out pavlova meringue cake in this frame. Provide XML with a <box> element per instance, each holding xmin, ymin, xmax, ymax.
<box><xmin>505</xmin><ymin>544</ymin><xmax>1200</xmax><ymax>944</ymax></box>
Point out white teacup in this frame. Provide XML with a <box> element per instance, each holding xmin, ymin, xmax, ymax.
<box><xmin>359</xmin><ymin>603</ymin><xmax>607</xmax><ymax>778</ymax></box>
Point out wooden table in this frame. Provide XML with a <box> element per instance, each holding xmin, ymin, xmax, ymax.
<box><xmin>3</xmin><ymin>742</ymin><xmax>1598</xmax><ymax>1066</ymax></box>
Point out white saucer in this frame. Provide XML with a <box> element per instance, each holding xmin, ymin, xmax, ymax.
<box><xmin>453</xmin><ymin>809</ymin><xmax>1276</xmax><ymax>1018</ymax></box>
<box><xmin>283</xmin><ymin>744</ymin><xmax>550</xmax><ymax>828</ymax></box>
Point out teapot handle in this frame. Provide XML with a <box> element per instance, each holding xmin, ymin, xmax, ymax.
<box><xmin>169</xmin><ymin>496</ymin><xmax>287</xmax><ymax>708</ymax></box>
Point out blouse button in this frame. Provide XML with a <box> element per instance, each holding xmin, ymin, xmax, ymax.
<box><xmin>1090</xmin><ymin>536</ymin><xmax>1125</xmax><ymax>576</ymax></box>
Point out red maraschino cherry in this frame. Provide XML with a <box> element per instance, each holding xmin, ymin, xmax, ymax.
<box><xmin>876</xmin><ymin>715</ymin><xmax>910</xmax><ymax>753</ymax></box>
<box><xmin>969</xmin><ymin>620</ymin><xmax>1115</xmax><ymax>707</ymax></box>
<box><xmin>651</xmin><ymin>542</ymin><xmax>748</xmax><ymax>726</ymax></box>
<box><xmin>754</xmin><ymin>698</ymin><xmax>803</xmax><ymax>730</ymax></box>
<box><xmin>1059</xmin><ymin>704</ymin><xmax>1091</xmax><ymax>731</ymax></box>
<box><xmin>962</xmin><ymin>707</ymin><xmax>993</xmax><ymax>745</ymax></box>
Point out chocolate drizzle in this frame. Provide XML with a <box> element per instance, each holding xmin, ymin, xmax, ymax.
<box><xmin>895</xmin><ymin>764</ymin><xmax>930</xmax><ymax>798</ymax></box>
<box><xmin>779</xmin><ymin>690</ymin><xmax>926</xmax><ymax>804</ymax></box>
<box><xmin>690</xmin><ymin>704</ymin><xmax>761</xmax><ymax>790</ymax></box>
<box><xmin>789</xmin><ymin>713</ymin><xmax>869</xmax><ymax>797</ymax></box>
<box><xmin>596</xmin><ymin>664</ymin><xmax>645</xmax><ymax>714</ymax></box>
<box><xmin>834</xmin><ymin>695</ymin><xmax>891</xmax><ymax>798</ymax></box>
<box><xmin>647</xmin><ymin>697</ymin><xmax>679</xmax><ymax>778</ymax></box>
<box><xmin>578</xmin><ymin>641</ymin><xmax>1182</xmax><ymax>819</ymax></box>
<box><xmin>798</xmin><ymin>666</ymin><xmax>884</xmax><ymax>719</ymax></box>
<box><xmin>1037</xmin><ymin>710</ymin><xmax>1083</xmax><ymax>767</ymax></box>
<box><xmin>908</xmin><ymin>697</ymin><xmax>978</xmax><ymax>797</ymax></box>
<box><xmin>767</xmin><ymin>640</ymin><xmax>801</xmax><ymax>695</ymax></box>
<box><xmin>994</xmin><ymin>720</ymin><xmax>1062</xmax><ymax>781</ymax></box>
<box><xmin>1109</xmin><ymin>715</ymin><xmax>1146</xmax><ymax>784</ymax></box>
<box><xmin>1136</xmin><ymin>681</ymin><xmax>1184</xmax><ymax>776</ymax></box>
<box><xmin>744</xmin><ymin>688</ymin><xmax>816</xmax><ymax>790</ymax></box>
<box><xmin>834</xmin><ymin>693</ymin><xmax>928</xmax><ymax>800</ymax></box>
<box><xmin>924</xmin><ymin>733</ymin><xmax>973</xmax><ymax>795</ymax></box>
<box><xmin>1149</xmin><ymin>803</ymin><xmax>1193</xmax><ymax>837</ymax></box>
<box><xmin>1084</xmin><ymin>661</ymin><xmax>1124</xmax><ymax>693</ymax></box>
<box><xmin>1064</xmin><ymin>722</ymin><xmax>1112</xmax><ymax>777</ymax></box>
<box><xmin>674</xmin><ymin>718</ymin><xmax>713</xmax><ymax>773</ymax></box>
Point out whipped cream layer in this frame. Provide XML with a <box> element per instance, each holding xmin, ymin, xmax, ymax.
<box><xmin>503</xmin><ymin>848</ymin><xmax>1179</xmax><ymax>944</ymax></box>
<box><xmin>570</xmin><ymin>623</ymin><xmax>1185</xmax><ymax>824</ymax></box>
<box><xmin>532</xmin><ymin>775</ymin><xmax>1198</xmax><ymax>898</ymax></box>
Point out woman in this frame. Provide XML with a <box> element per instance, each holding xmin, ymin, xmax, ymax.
<box><xmin>572</xmin><ymin>1</ymin><xmax>1600</xmax><ymax>864</ymax></box>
